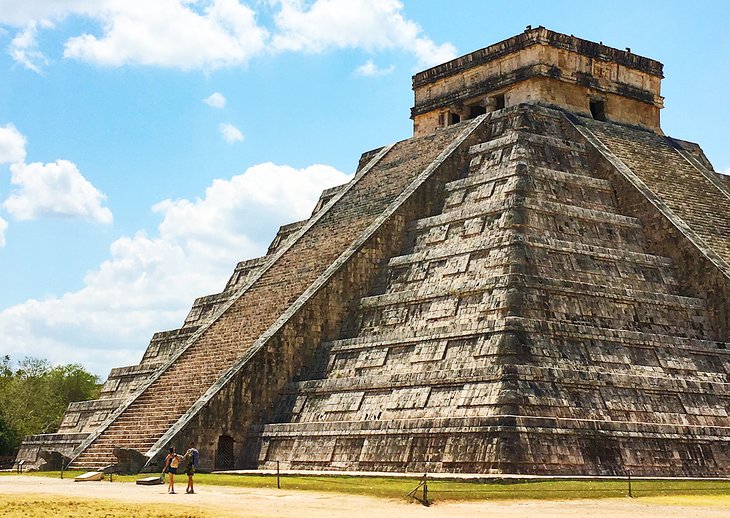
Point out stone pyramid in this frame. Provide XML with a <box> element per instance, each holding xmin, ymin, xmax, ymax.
<box><xmin>17</xmin><ymin>27</ymin><xmax>729</xmax><ymax>476</ymax></box>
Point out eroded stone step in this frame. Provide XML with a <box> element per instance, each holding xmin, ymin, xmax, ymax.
<box><xmin>393</xmin><ymin>232</ymin><xmax>672</xmax><ymax>275</ymax></box>
<box><xmin>413</xmin><ymin>197</ymin><xmax>641</xmax><ymax>234</ymax></box>
<box><xmin>469</xmin><ymin>131</ymin><xmax>588</xmax><ymax>155</ymax></box>
<box><xmin>254</xmin><ymin>414</ymin><xmax>730</xmax><ymax>439</ymax></box>
<box><xmin>285</xmin><ymin>361</ymin><xmax>728</xmax><ymax>399</ymax></box>
<box><xmin>447</xmin><ymin>165</ymin><xmax>611</xmax><ymax>193</ymax></box>
<box><xmin>444</xmin><ymin>164</ymin><xmax>616</xmax><ymax>214</ymax></box>
<box><xmin>361</xmin><ymin>274</ymin><xmax>704</xmax><ymax>311</ymax></box>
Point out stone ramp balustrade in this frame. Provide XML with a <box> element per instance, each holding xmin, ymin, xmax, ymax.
<box><xmin>579</xmin><ymin>118</ymin><xmax>730</xmax><ymax>264</ymax></box>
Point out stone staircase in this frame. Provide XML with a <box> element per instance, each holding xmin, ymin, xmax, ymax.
<box><xmin>247</xmin><ymin>106</ymin><xmax>730</xmax><ymax>475</ymax></box>
<box><xmin>68</xmin><ymin>119</ymin><xmax>484</xmax><ymax>470</ymax></box>
<box><xmin>581</xmin><ymin>118</ymin><xmax>730</xmax><ymax>264</ymax></box>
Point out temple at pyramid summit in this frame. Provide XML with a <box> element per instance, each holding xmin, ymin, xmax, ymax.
<box><xmin>17</xmin><ymin>26</ymin><xmax>730</xmax><ymax>476</ymax></box>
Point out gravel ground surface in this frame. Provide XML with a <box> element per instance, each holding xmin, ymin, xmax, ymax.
<box><xmin>2</xmin><ymin>475</ymin><xmax>728</xmax><ymax>518</ymax></box>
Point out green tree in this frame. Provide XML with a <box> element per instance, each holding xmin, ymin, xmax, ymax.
<box><xmin>0</xmin><ymin>356</ymin><xmax>100</xmax><ymax>456</ymax></box>
<box><xmin>0</xmin><ymin>411</ymin><xmax>20</xmax><ymax>456</ymax></box>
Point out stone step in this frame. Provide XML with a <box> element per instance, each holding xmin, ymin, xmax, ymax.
<box><xmin>412</xmin><ymin>196</ymin><xmax>642</xmax><ymax>234</ymax></box>
<box><xmin>393</xmin><ymin>231</ymin><xmax>672</xmax><ymax>272</ymax></box>
<box><xmin>360</xmin><ymin>273</ymin><xmax>705</xmax><ymax>312</ymax></box>
<box><xmin>328</xmin><ymin>316</ymin><xmax>729</xmax><ymax>359</ymax></box>
<box><xmin>469</xmin><ymin>131</ymin><xmax>588</xmax><ymax>155</ymax></box>
<box><xmin>254</xmin><ymin>414</ymin><xmax>730</xmax><ymax>440</ymax></box>
<box><xmin>284</xmin><ymin>362</ymin><xmax>729</xmax><ymax>400</ymax></box>
<box><xmin>446</xmin><ymin>165</ymin><xmax>612</xmax><ymax>193</ymax></box>
<box><xmin>445</xmin><ymin>164</ymin><xmax>617</xmax><ymax>214</ymax></box>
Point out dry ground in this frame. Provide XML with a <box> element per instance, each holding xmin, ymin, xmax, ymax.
<box><xmin>2</xmin><ymin>475</ymin><xmax>729</xmax><ymax>517</ymax></box>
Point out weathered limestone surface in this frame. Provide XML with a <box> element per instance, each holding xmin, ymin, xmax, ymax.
<box><xmin>245</xmin><ymin>106</ymin><xmax>729</xmax><ymax>476</ymax></box>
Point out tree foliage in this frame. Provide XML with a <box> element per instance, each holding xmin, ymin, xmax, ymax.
<box><xmin>0</xmin><ymin>355</ymin><xmax>100</xmax><ymax>456</ymax></box>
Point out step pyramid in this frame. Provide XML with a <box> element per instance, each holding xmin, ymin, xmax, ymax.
<box><xmin>17</xmin><ymin>27</ymin><xmax>729</xmax><ymax>476</ymax></box>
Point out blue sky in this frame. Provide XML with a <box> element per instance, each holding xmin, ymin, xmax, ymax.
<box><xmin>0</xmin><ymin>1</ymin><xmax>728</xmax><ymax>378</ymax></box>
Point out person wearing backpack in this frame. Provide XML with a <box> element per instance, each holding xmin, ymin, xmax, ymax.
<box><xmin>163</xmin><ymin>447</ymin><xmax>181</xmax><ymax>494</ymax></box>
<box><xmin>184</xmin><ymin>442</ymin><xmax>200</xmax><ymax>494</ymax></box>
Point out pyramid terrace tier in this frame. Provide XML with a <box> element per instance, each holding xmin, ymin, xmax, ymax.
<box><xmin>356</xmin><ymin>271</ymin><xmax>711</xmax><ymax>340</ymax></box>
<box><xmin>325</xmin><ymin>318</ymin><xmax>729</xmax><ymax>361</ymax></box>
<box><xmin>247</xmin><ymin>415</ymin><xmax>729</xmax><ymax>476</ymax></box>
<box><xmin>309</xmin><ymin>327</ymin><xmax>729</xmax><ymax>387</ymax></box>
<box><xmin>388</xmin><ymin>232</ymin><xmax>679</xmax><ymax>296</ymax></box>
<box><xmin>276</xmin><ymin>361</ymin><xmax>729</xmax><ymax>421</ymax></box>
<box><xmin>444</xmin><ymin>164</ymin><xmax>620</xmax><ymax>215</ymax></box>
<box><xmin>410</xmin><ymin>200</ymin><xmax>648</xmax><ymax>259</ymax></box>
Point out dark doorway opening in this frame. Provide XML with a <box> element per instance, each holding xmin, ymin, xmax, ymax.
<box><xmin>468</xmin><ymin>104</ymin><xmax>487</xmax><ymax>119</ymax></box>
<box><xmin>215</xmin><ymin>435</ymin><xmax>235</xmax><ymax>470</ymax></box>
<box><xmin>448</xmin><ymin>112</ymin><xmax>461</xmax><ymax>125</ymax></box>
<box><xmin>494</xmin><ymin>94</ymin><xmax>506</xmax><ymax>110</ymax></box>
<box><xmin>590</xmin><ymin>100</ymin><xmax>607</xmax><ymax>121</ymax></box>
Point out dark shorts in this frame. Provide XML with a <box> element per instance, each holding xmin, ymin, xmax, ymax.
<box><xmin>186</xmin><ymin>466</ymin><xmax>195</xmax><ymax>476</ymax></box>
<box><xmin>168</xmin><ymin>467</ymin><xmax>178</xmax><ymax>474</ymax></box>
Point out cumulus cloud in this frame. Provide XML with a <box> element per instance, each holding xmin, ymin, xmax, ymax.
<box><xmin>8</xmin><ymin>22</ymin><xmax>48</xmax><ymax>72</ymax></box>
<box><xmin>4</xmin><ymin>160</ymin><xmax>113</xmax><ymax>223</ymax></box>
<box><xmin>354</xmin><ymin>59</ymin><xmax>394</xmax><ymax>77</ymax></box>
<box><xmin>0</xmin><ymin>123</ymin><xmax>112</xmax><ymax>224</ymax></box>
<box><xmin>272</xmin><ymin>0</ymin><xmax>457</xmax><ymax>67</ymax></box>
<box><xmin>219</xmin><ymin>123</ymin><xmax>244</xmax><ymax>144</ymax></box>
<box><xmin>63</xmin><ymin>0</ymin><xmax>269</xmax><ymax>70</ymax></box>
<box><xmin>0</xmin><ymin>217</ymin><xmax>7</xmax><ymax>247</ymax></box>
<box><xmin>1</xmin><ymin>0</ymin><xmax>455</xmax><ymax>70</ymax></box>
<box><xmin>0</xmin><ymin>123</ymin><xmax>27</xmax><ymax>164</ymax></box>
<box><xmin>203</xmin><ymin>91</ymin><xmax>227</xmax><ymax>108</ymax></box>
<box><xmin>0</xmin><ymin>162</ymin><xmax>350</xmax><ymax>375</ymax></box>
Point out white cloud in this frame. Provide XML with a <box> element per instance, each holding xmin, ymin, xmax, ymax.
<box><xmin>62</xmin><ymin>0</ymin><xmax>269</xmax><ymax>70</ymax></box>
<box><xmin>0</xmin><ymin>123</ymin><xmax>113</xmax><ymax>223</ymax></box>
<box><xmin>9</xmin><ymin>22</ymin><xmax>49</xmax><ymax>72</ymax></box>
<box><xmin>0</xmin><ymin>123</ymin><xmax>27</xmax><ymax>164</ymax></box>
<box><xmin>220</xmin><ymin>123</ymin><xmax>244</xmax><ymax>144</ymax></box>
<box><xmin>1</xmin><ymin>1</ymin><xmax>454</xmax><ymax>71</ymax></box>
<box><xmin>354</xmin><ymin>59</ymin><xmax>394</xmax><ymax>77</ymax></box>
<box><xmin>0</xmin><ymin>217</ymin><xmax>7</xmax><ymax>247</ymax></box>
<box><xmin>272</xmin><ymin>0</ymin><xmax>457</xmax><ymax>67</ymax></box>
<box><xmin>203</xmin><ymin>91</ymin><xmax>227</xmax><ymax>108</ymax></box>
<box><xmin>0</xmin><ymin>1</ymin><xmax>103</xmax><ymax>26</ymax></box>
<box><xmin>0</xmin><ymin>162</ymin><xmax>350</xmax><ymax>375</ymax></box>
<box><xmin>4</xmin><ymin>159</ymin><xmax>113</xmax><ymax>223</ymax></box>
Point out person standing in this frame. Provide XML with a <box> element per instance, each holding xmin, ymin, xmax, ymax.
<box><xmin>185</xmin><ymin>442</ymin><xmax>200</xmax><ymax>494</ymax></box>
<box><xmin>164</xmin><ymin>447</ymin><xmax>180</xmax><ymax>494</ymax></box>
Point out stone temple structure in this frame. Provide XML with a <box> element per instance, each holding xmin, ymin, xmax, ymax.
<box><xmin>17</xmin><ymin>27</ymin><xmax>730</xmax><ymax>476</ymax></box>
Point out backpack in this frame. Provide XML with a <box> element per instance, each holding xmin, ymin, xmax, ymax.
<box><xmin>184</xmin><ymin>451</ymin><xmax>193</xmax><ymax>469</ymax></box>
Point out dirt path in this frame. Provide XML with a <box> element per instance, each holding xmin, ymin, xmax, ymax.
<box><xmin>2</xmin><ymin>476</ymin><xmax>727</xmax><ymax>518</ymax></box>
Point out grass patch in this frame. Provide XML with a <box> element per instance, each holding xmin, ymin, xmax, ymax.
<box><xmin>8</xmin><ymin>471</ymin><xmax>730</xmax><ymax>503</ymax></box>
